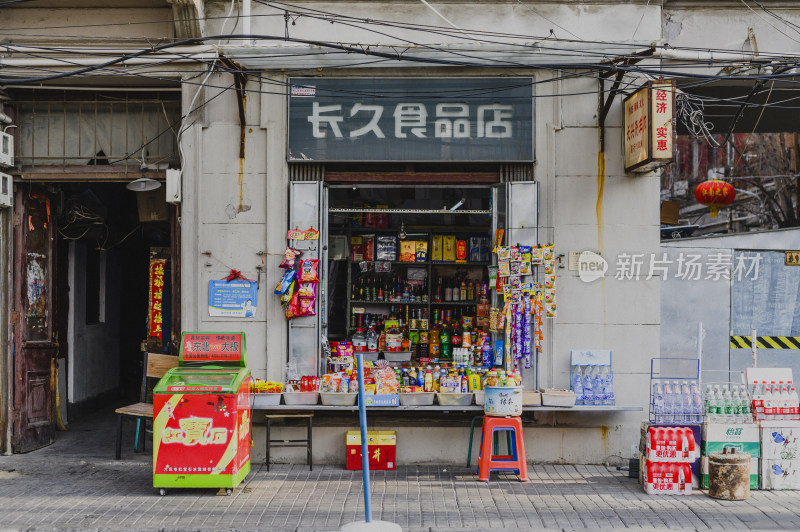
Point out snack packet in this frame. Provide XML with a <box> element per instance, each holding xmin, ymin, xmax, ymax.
<box><xmin>298</xmin><ymin>282</ymin><xmax>316</xmax><ymax>298</ymax></box>
<box><xmin>275</xmin><ymin>269</ymin><xmax>297</xmax><ymax>294</ymax></box>
<box><xmin>279</xmin><ymin>247</ymin><xmax>302</xmax><ymax>269</ymax></box>
<box><xmin>299</xmin><ymin>259</ymin><xmax>320</xmax><ymax>283</ymax></box>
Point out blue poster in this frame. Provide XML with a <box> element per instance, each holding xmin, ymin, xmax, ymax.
<box><xmin>208</xmin><ymin>280</ymin><xmax>258</xmax><ymax>318</ymax></box>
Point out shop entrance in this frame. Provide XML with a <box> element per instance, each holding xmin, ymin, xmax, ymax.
<box><xmin>11</xmin><ymin>181</ymin><xmax>176</xmax><ymax>452</ymax></box>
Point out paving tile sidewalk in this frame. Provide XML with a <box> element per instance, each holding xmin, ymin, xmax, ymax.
<box><xmin>0</xmin><ymin>410</ymin><xmax>798</xmax><ymax>531</ymax></box>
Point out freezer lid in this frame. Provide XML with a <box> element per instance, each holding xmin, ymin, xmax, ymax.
<box><xmin>179</xmin><ymin>331</ymin><xmax>247</xmax><ymax>367</ymax></box>
<box><xmin>153</xmin><ymin>367</ymin><xmax>251</xmax><ymax>394</ymax></box>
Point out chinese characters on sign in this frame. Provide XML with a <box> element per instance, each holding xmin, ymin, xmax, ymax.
<box><xmin>161</xmin><ymin>417</ymin><xmax>229</xmax><ymax>446</ymax></box>
<box><xmin>208</xmin><ymin>279</ymin><xmax>258</xmax><ymax>318</ymax></box>
<box><xmin>148</xmin><ymin>259</ymin><xmax>166</xmax><ymax>340</ymax></box>
<box><xmin>613</xmin><ymin>252</ymin><xmax>761</xmax><ymax>281</ymax></box>
<box><xmin>288</xmin><ymin>78</ymin><xmax>533</xmax><ymax>162</ymax></box>
<box><xmin>623</xmin><ymin>81</ymin><xmax>675</xmax><ymax>173</ymax></box>
<box><xmin>181</xmin><ymin>333</ymin><xmax>243</xmax><ymax>362</ymax></box>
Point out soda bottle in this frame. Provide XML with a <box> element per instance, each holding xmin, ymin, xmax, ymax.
<box><xmin>424</xmin><ymin>369</ymin><xmax>433</xmax><ymax>392</ymax></box>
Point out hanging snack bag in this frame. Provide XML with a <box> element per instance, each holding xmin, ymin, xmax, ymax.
<box><xmin>299</xmin><ymin>296</ymin><xmax>316</xmax><ymax>316</ymax></box>
<box><xmin>519</xmin><ymin>261</ymin><xmax>532</xmax><ymax>275</ymax></box>
<box><xmin>285</xmin><ymin>290</ymin><xmax>301</xmax><ymax>319</ymax></box>
<box><xmin>299</xmin><ymin>259</ymin><xmax>320</xmax><ymax>283</ymax></box>
<box><xmin>498</xmin><ymin>261</ymin><xmax>511</xmax><ymax>277</ymax></box>
<box><xmin>497</xmin><ymin>246</ymin><xmax>511</xmax><ymax>261</ymax></box>
<box><xmin>275</xmin><ymin>269</ymin><xmax>297</xmax><ymax>294</ymax></box>
<box><xmin>519</xmin><ymin>245</ymin><xmax>532</xmax><ymax>263</ymax></box>
<box><xmin>531</xmin><ymin>246</ymin><xmax>544</xmax><ymax>264</ymax></box>
<box><xmin>279</xmin><ymin>247</ymin><xmax>302</xmax><ymax>269</ymax></box>
<box><xmin>280</xmin><ymin>278</ymin><xmax>297</xmax><ymax>305</ymax></box>
<box><xmin>509</xmin><ymin>246</ymin><xmax>521</xmax><ymax>262</ymax></box>
<box><xmin>298</xmin><ymin>282</ymin><xmax>316</xmax><ymax>298</ymax></box>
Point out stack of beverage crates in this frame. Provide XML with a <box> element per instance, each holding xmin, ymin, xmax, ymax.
<box><xmin>644</xmin><ymin>426</ymin><xmax>696</xmax><ymax>495</ymax></box>
<box><xmin>746</xmin><ymin>368</ymin><xmax>800</xmax><ymax>490</ymax></box>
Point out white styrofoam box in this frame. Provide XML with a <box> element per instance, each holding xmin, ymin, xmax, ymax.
<box><xmin>760</xmin><ymin>420</ymin><xmax>800</xmax><ymax>428</ymax></box>
<box><xmin>761</xmin><ymin>459</ymin><xmax>800</xmax><ymax>490</ymax></box>
<box><xmin>165</xmin><ymin>168</ymin><xmax>181</xmax><ymax>204</ymax></box>
<box><xmin>762</xmin><ymin>426</ymin><xmax>800</xmax><ymax>460</ymax></box>
<box><xmin>746</xmin><ymin>367</ymin><xmax>793</xmax><ymax>386</ymax></box>
<box><xmin>0</xmin><ymin>131</ymin><xmax>12</xmax><ymax>167</ymax></box>
<box><xmin>0</xmin><ymin>172</ymin><xmax>12</xmax><ymax>208</ymax></box>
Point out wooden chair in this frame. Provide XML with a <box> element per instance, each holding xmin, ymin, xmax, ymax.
<box><xmin>115</xmin><ymin>352</ymin><xmax>178</xmax><ymax>459</ymax></box>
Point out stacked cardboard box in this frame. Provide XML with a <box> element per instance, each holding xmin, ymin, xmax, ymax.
<box><xmin>701</xmin><ymin>423</ymin><xmax>759</xmax><ymax>490</ymax></box>
<box><xmin>760</xmin><ymin>421</ymin><xmax>800</xmax><ymax>490</ymax></box>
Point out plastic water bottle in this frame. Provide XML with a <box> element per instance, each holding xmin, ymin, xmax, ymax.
<box><xmin>681</xmin><ymin>382</ymin><xmax>692</xmax><ymax>423</ymax></box>
<box><xmin>780</xmin><ymin>386</ymin><xmax>791</xmax><ymax>420</ymax></box>
<box><xmin>603</xmin><ymin>368</ymin><xmax>615</xmax><ymax>406</ymax></box>
<box><xmin>764</xmin><ymin>386</ymin><xmax>775</xmax><ymax>419</ymax></box>
<box><xmin>583</xmin><ymin>367</ymin><xmax>594</xmax><ymax>407</ymax></box>
<box><xmin>592</xmin><ymin>368</ymin><xmax>603</xmax><ymax>406</ymax></box>
<box><xmin>790</xmin><ymin>387</ymin><xmax>799</xmax><ymax>420</ymax></box>
<box><xmin>652</xmin><ymin>381</ymin><xmax>665</xmax><ymax>421</ymax></box>
<box><xmin>572</xmin><ymin>367</ymin><xmax>584</xmax><ymax>406</ymax></box>
<box><xmin>740</xmin><ymin>386</ymin><xmax>752</xmax><ymax>423</ymax></box>
<box><xmin>712</xmin><ymin>385</ymin><xmax>723</xmax><ymax>422</ymax></box>
<box><xmin>690</xmin><ymin>381</ymin><xmax>703</xmax><ymax>423</ymax></box>
<box><xmin>663</xmin><ymin>382</ymin><xmax>675</xmax><ymax>423</ymax></box>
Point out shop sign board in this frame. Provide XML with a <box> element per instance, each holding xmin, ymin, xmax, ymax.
<box><xmin>208</xmin><ymin>279</ymin><xmax>258</xmax><ymax>318</ymax></box>
<box><xmin>148</xmin><ymin>259</ymin><xmax>166</xmax><ymax>340</ymax></box>
<box><xmin>288</xmin><ymin>77</ymin><xmax>533</xmax><ymax>162</ymax></box>
<box><xmin>623</xmin><ymin>80</ymin><xmax>675</xmax><ymax>173</ymax></box>
<box><xmin>181</xmin><ymin>332</ymin><xmax>243</xmax><ymax>363</ymax></box>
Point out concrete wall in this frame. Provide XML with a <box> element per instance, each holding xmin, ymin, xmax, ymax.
<box><xmin>67</xmin><ymin>242</ymin><xmax>121</xmax><ymax>407</ymax></box>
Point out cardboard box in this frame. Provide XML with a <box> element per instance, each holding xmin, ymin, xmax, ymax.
<box><xmin>660</xmin><ymin>200</ymin><xmax>680</xmax><ymax>225</ymax></box>
<box><xmin>346</xmin><ymin>430</ymin><xmax>396</xmax><ymax>470</ymax></box>
<box><xmin>415</xmin><ymin>240</ymin><xmax>428</xmax><ymax>262</ymax></box>
<box><xmin>702</xmin><ymin>423</ymin><xmax>760</xmax><ymax>457</ymax></box>
<box><xmin>136</xmin><ymin>188</ymin><xmax>169</xmax><ymax>222</ymax></box>
<box><xmin>431</xmin><ymin>235</ymin><xmax>443</xmax><ymax>262</ymax></box>
<box><xmin>400</xmin><ymin>240</ymin><xmax>416</xmax><ymax>262</ymax></box>
<box><xmin>761</xmin><ymin>459</ymin><xmax>800</xmax><ymax>490</ymax></box>
<box><xmin>443</xmin><ymin>235</ymin><xmax>456</xmax><ymax>262</ymax></box>
<box><xmin>762</xmin><ymin>426</ymin><xmax>800</xmax><ymax>460</ymax></box>
<box><xmin>350</xmin><ymin>237</ymin><xmax>363</xmax><ymax>262</ymax></box>
<box><xmin>701</xmin><ymin>455</ymin><xmax>759</xmax><ymax>489</ymax></box>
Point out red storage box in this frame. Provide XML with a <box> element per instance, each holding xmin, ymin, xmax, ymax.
<box><xmin>346</xmin><ymin>431</ymin><xmax>396</xmax><ymax>470</ymax></box>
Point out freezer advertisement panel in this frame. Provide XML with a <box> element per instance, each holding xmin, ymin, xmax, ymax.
<box><xmin>181</xmin><ymin>332</ymin><xmax>244</xmax><ymax>364</ymax></box>
<box><xmin>153</xmin><ymin>388</ymin><xmax>251</xmax><ymax>488</ymax></box>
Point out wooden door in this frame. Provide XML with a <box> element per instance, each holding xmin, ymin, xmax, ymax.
<box><xmin>12</xmin><ymin>189</ymin><xmax>57</xmax><ymax>453</ymax></box>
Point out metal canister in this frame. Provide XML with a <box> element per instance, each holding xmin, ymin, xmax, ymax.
<box><xmin>708</xmin><ymin>447</ymin><xmax>751</xmax><ymax>500</ymax></box>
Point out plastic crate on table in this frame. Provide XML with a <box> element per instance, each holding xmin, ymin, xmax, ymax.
<box><xmin>649</xmin><ymin>358</ymin><xmax>702</xmax><ymax>425</ymax></box>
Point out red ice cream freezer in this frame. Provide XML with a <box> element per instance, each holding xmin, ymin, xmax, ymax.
<box><xmin>152</xmin><ymin>332</ymin><xmax>251</xmax><ymax>495</ymax></box>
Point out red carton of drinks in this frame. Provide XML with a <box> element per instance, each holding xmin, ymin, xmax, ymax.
<box><xmin>646</xmin><ymin>426</ymin><xmax>696</xmax><ymax>462</ymax></box>
<box><xmin>644</xmin><ymin>462</ymin><xmax>693</xmax><ymax>495</ymax></box>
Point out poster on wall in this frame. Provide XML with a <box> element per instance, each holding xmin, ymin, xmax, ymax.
<box><xmin>149</xmin><ymin>259</ymin><xmax>166</xmax><ymax>339</ymax></box>
<box><xmin>208</xmin><ymin>280</ymin><xmax>258</xmax><ymax>318</ymax></box>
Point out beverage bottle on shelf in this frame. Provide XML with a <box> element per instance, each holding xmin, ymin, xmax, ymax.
<box><xmin>352</xmin><ymin>328</ymin><xmax>367</xmax><ymax>352</ymax></box>
<box><xmin>721</xmin><ymin>385</ymin><xmax>732</xmax><ymax>422</ymax></box>
<box><xmin>680</xmin><ymin>382</ymin><xmax>691</xmax><ymax>423</ymax></box>
<box><xmin>690</xmin><ymin>381</ymin><xmax>702</xmax><ymax>423</ymax></box>
<box><xmin>704</xmin><ymin>385</ymin><xmax>713</xmax><ymax>422</ymax></box>
<box><xmin>401</xmin><ymin>369</ymin><xmax>410</xmax><ymax>387</ymax></box>
<box><xmin>439</xmin><ymin>325</ymin><xmax>451</xmax><ymax>360</ymax></box>
<box><xmin>461</xmin><ymin>371</ymin><xmax>469</xmax><ymax>393</ymax></box>
<box><xmin>583</xmin><ymin>367</ymin><xmax>594</xmax><ymax>408</ymax></box>
<box><xmin>790</xmin><ymin>387</ymin><xmax>800</xmax><ymax>420</ymax></box>
<box><xmin>740</xmin><ymin>386</ymin><xmax>752</xmax><ymax>423</ymax></box>
<box><xmin>366</xmin><ymin>326</ymin><xmax>378</xmax><ymax>353</ymax></box>
<box><xmin>460</xmin><ymin>281</ymin><xmax>467</xmax><ymax>301</ymax></box>
<box><xmin>424</xmin><ymin>368</ymin><xmax>433</xmax><ymax>392</ymax></box>
<box><xmin>468</xmin><ymin>281</ymin><xmax>475</xmax><ymax>302</ymax></box>
<box><xmin>573</xmin><ymin>367</ymin><xmax>584</xmax><ymax>406</ymax></box>
<box><xmin>452</xmin><ymin>279</ymin><xmax>460</xmax><ymax>302</ymax></box>
<box><xmin>445</xmin><ymin>279</ymin><xmax>453</xmax><ymax>302</ymax></box>
<box><xmin>416</xmin><ymin>367</ymin><xmax>425</xmax><ymax>387</ymax></box>
<box><xmin>604</xmin><ymin>368</ymin><xmax>615</xmax><ymax>406</ymax></box>
<box><xmin>592</xmin><ymin>367</ymin><xmax>603</xmax><ymax>406</ymax></box>
<box><xmin>652</xmin><ymin>381</ymin><xmax>664</xmax><ymax>420</ymax></box>
<box><xmin>764</xmin><ymin>386</ymin><xmax>775</xmax><ymax>419</ymax></box>
<box><xmin>662</xmin><ymin>381</ymin><xmax>675</xmax><ymax>423</ymax></box>
<box><xmin>780</xmin><ymin>386</ymin><xmax>791</xmax><ymax>420</ymax></box>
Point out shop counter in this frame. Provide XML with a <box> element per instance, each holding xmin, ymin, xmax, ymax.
<box><xmin>250</xmin><ymin>402</ymin><xmax>642</xmax><ymax>413</ymax></box>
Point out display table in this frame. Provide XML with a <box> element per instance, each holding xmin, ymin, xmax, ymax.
<box><xmin>250</xmin><ymin>401</ymin><xmax>642</xmax><ymax>413</ymax></box>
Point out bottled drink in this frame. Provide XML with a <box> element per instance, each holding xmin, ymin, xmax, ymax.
<box><xmin>740</xmin><ymin>386</ymin><xmax>752</xmax><ymax>423</ymax></box>
<box><xmin>722</xmin><ymin>385</ymin><xmax>733</xmax><ymax>422</ymax></box>
<box><xmin>352</xmin><ymin>328</ymin><xmax>367</xmax><ymax>352</ymax></box>
<box><xmin>663</xmin><ymin>381</ymin><xmax>675</xmax><ymax>423</ymax></box>
<box><xmin>780</xmin><ymin>386</ymin><xmax>791</xmax><ymax>420</ymax></box>
<box><xmin>603</xmin><ymin>368</ymin><xmax>615</xmax><ymax>406</ymax></box>
<box><xmin>592</xmin><ymin>368</ymin><xmax>603</xmax><ymax>406</ymax></box>
<box><xmin>790</xmin><ymin>387</ymin><xmax>799</xmax><ymax>420</ymax></box>
<box><xmin>573</xmin><ymin>367</ymin><xmax>584</xmax><ymax>406</ymax></box>
<box><xmin>653</xmin><ymin>381</ymin><xmax>665</xmax><ymax>421</ymax></box>
<box><xmin>690</xmin><ymin>381</ymin><xmax>703</xmax><ymax>423</ymax></box>
<box><xmin>366</xmin><ymin>326</ymin><xmax>379</xmax><ymax>353</ymax></box>
<box><xmin>764</xmin><ymin>386</ymin><xmax>776</xmax><ymax>419</ymax></box>
<box><xmin>680</xmin><ymin>382</ymin><xmax>692</xmax><ymax>423</ymax></box>
<box><xmin>583</xmin><ymin>367</ymin><xmax>594</xmax><ymax>407</ymax></box>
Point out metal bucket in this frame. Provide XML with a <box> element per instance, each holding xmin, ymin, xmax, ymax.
<box><xmin>709</xmin><ymin>447</ymin><xmax>751</xmax><ymax>500</ymax></box>
<box><xmin>484</xmin><ymin>386</ymin><xmax>523</xmax><ymax>416</ymax></box>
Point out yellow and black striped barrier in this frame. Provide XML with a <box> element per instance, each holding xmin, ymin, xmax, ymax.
<box><xmin>730</xmin><ymin>336</ymin><xmax>800</xmax><ymax>349</ymax></box>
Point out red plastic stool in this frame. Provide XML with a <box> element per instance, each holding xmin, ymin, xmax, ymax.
<box><xmin>477</xmin><ymin>415</ymin><xmax>528</xmax><ymax>482</ymax></box>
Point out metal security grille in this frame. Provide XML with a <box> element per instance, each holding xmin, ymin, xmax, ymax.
<box><xmin>15</xmin><ymin>91</ymin><xmax>180</xmax><ymax>169</ymax></box>
<box><xmin>289</xmin><ymin>164</ymin><xmax>324</xmax><ymax>181</ymax></box>
<box><xmin>500</xmin><ymin>163</ymin><xmax>533</xmax><ymax>182</ymax></box>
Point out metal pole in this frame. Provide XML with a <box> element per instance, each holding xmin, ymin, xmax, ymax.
<box><xmin>696</xmin><ymin>322</ymin><xmax>704</xmax><ymax>379</ymax></box>
<box><xmin>355</xmin><ymin>352</ymin><xmax>372</xmax><ymax>523</ymax></box>
<box><xmin>751</xmin><ymin>328</ymin><xmax>758</xmax><ymax>368</ymax></box>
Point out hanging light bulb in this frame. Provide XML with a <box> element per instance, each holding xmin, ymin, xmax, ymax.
<box><xmin>126</xmin><ymin>169</ymin><xmax>161</xmax><ymax>192</ymax></box>
<box><xmin>398</xmin><ymin>219</ymin><xmax>407</xmax><ymax>240</ymax></box>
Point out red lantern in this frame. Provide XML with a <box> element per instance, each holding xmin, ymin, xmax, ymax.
<box><xmin>694</xmin><ymin>179</ymin><xmax>736</xmax><ymax>218</ymax></box>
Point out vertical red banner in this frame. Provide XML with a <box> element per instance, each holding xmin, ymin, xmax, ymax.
<box><xmin>149</xmin><ymin>259</ymin><xmax>166</xmax><ymax>340</ymax></box>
